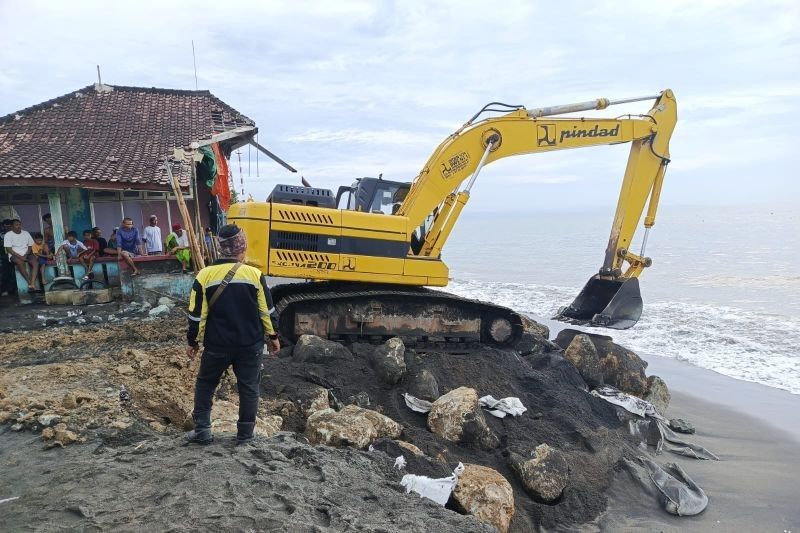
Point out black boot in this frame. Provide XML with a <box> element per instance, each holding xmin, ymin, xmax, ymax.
<box><xmin>185</xmin><ymin>412</ymin><xmax>213</xmax><ymax>444</ymax></box>
<box><xmin>235</xmin><ymin>421</ymin><xmax>255</xmax><ymax>445</ymax></box>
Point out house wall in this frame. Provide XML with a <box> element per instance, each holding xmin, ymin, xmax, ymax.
<box><xmin>66</xmin><ymin>188</ymin><xmax>92</xmax><ymax>235</ymax></box>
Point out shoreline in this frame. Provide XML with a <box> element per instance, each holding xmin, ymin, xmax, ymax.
<box><xmin>644</xmin><ymin>352</ymin><xmax>800</xmax><ymax>443</ymax></box>
<box><xmin>593</xmin><ymin>354</ymin><xmax>800</xmax><ymax>532</ymax></box>
<box><xmin>597</xmin><ymin>388</ymin><xmax>800</xmax><ymax>531</ymax></box>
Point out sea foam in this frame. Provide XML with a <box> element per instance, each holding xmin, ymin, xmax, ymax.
<box><xmin>445</xmin><ymin>278</ymin><xmax>800</xmax><ymax>395</ymax></box>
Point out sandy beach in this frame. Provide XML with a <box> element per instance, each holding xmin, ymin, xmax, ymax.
<box><xmin>595</xmin><ymin>354</ymin><xmax>800</xmax><ymax>532</ymax></box>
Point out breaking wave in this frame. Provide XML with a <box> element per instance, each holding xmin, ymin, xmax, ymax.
<box><xmin>445</xmin><ymin>278</ymin><xmax>800</xmax><ymax>395</ymax></box>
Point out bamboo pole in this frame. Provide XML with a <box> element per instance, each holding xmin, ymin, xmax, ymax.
<box><xmin>165</xmin><ymin>161</ymin><xmax>205</xmax><ymax>271</ymax></box>
<box><xmin>190</xmin><ymin>161</ymin><xmax>210</xmax><ymax>263</ymax></box>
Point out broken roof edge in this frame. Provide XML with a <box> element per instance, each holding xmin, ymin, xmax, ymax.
<box><xmin>0</xmin><ymin>83</ymin><xmax>254</xmax><ymax>126</ymax></box>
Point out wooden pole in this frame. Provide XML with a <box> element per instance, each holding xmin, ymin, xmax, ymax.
<box><xmin>165</xmin><ymin>161</ymin><xmax>205</xmax><ymax>271</ymax></box>
<box><xmin>190</xmin><ymin>161</ymin><xmax>210</xmax><ymax>263</ymax></box>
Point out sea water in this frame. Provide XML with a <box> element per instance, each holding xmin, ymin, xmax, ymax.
<box><xmin>442</xmin><ymin>204</ymin><xmax>800</xmax><ymax>394</ymax></box>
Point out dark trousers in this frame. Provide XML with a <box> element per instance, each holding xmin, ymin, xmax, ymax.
<box><xmin>193</xmin><ymin>344</ymin><xmax>263</xmax><ymax>436</ymax></box>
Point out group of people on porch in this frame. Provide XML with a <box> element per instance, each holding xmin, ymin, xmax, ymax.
<box><xmin>1</xmin><ymin>214</ymin><xmax>217</xmax><ymax>294</ymax></box>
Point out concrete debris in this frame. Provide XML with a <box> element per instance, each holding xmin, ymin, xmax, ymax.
<box><xmin>452</xmin><ymin>463</ymin><xmax>515</xmax><ymax>533</ymax></box>
<box><xmin>669</xmin><ymin>418</ymin><xmax>696</xmax><ymax>434</ymax></box>
<box><xmin>293</xmin><ymin>334</ymin><xmax>353</xmax><ymax>363</ymax></box>
<box><xmin>427</xmin><ymin>387</ymin><xmax>498</xmax><ymax>450</ymax></box>
<box><xmin>148</xmin><ymin>304</ymin><xmax>171</xmax><ymax>317</ymax></box>
<box><xmin>644</xmin><ymin>375</ymin><xmax>671</xmax><ymax>415</ymax></box>
<box><xmin>395</xmin><ymin>440</ymin><xmax>424</xmax><ymax>457</ymax></box>
<box><xmin>556</xmin><ymin>329</ymin><xmax>648</xmax><ymax>396</ymax></box>
<box><xmin>157</xmin><ymin>297</ymin><xmax>175</xmax><ymax>308</ymax></box>
<box><xmin>509</xmin><ymin>444</ymin><xmax>570</xmax><ymax>502</ymax></box>
<box><xmin>370</xmin><ymin>337</ymin><xmax>407</xmax><ymax>385</ymax></box>
<box><xmin>408</xmin><ymin>369</ymin><xmax>440</xmax><ymax>402</ymax></box>
<box><xmin>37</xmin><ymin>414</ymin><xmax>61</xmax><ymax>427</ymax></box>
<box><xmin>304</xmin><ymin>405</ymin><xmax>402</xmax><ymax>448</ymax></box>
<box><xmin>563</xmin><ymin>333</ymin><xmax>604</xmax><ymax>388</ymax></box>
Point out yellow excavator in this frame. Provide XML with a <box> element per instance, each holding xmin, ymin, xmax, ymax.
<box><xmin>229</xmin><ymin>89</ymin><xmax>677</xmax><ymax>346</ymax></box>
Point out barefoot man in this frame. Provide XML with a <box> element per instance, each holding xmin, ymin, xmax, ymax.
<box><xmin>3</xmin><ymin>219</ymin><xmax>39</xmax><ymax>291</ymax></box>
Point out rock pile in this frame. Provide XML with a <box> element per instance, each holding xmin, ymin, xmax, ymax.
<box><xmin>0</xmin><ymin>307</ymin><xmax>674</xmax><ymax>532</ymax></box>
<box><xmin>262</xmin><ymin>325</ymin><xmax>639</xmax><ymax>532</ymax></box>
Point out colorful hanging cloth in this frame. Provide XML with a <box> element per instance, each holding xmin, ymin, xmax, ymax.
<box><xmin>210</xmin><ymin>143</ymin><xmax>232</xmax><ymax>211</ymax></box>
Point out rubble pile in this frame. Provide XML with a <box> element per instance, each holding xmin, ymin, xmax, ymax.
<box><xmin>0</xmin><ymin>304</ymin><xmax>674</xmax><ymax>532</ymax></box>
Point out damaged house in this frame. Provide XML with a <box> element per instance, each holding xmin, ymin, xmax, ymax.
<box><xmin>0</xmin><ymin>82</ymin><xmax>262</xmax><ymax>302</ymax></box>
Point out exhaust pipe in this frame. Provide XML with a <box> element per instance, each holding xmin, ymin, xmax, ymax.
<box><xmin>554</xmin><ymin>276</ymin><xmax>643</xmax><ymax>330</ymax></box>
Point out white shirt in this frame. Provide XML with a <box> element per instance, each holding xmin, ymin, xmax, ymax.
<box><xmin>170</xmin><ymin>231</ymin><xmax>189</xmax><ymax>248</ymax></box>
<box><xmin>143</xmin><ymin>225</ymin><xmax>163</xmax><ymax>253</ymax></box>
<box><xmin>3</xmin><ymin>230</ymin><xmax>34</xmax><ymax>259</ymax></box>
<box><xmin>60</xmin><ymin>239</ymin><xmax>88</xmax><ymax>258</ymax></box>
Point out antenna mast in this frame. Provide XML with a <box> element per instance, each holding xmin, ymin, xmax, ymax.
<box><xmin>191</xmin><ymin>40</ymin><xmax>199</xmax><ymax>89</ymax></box>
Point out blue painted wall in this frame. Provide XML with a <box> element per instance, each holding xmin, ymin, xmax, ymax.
<box><xmin>66</xmin><ymin>187</ymin><xmax>92</xmax><ymax>234</ymax></box>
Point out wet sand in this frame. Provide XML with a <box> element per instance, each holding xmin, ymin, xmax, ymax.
<box><xmin>595</xmin><ymin>355</ymin><xmax>800</xmax><ymax>532</ymax></box>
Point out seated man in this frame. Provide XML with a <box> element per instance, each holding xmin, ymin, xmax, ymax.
<box><xmin>59</xmin><ymin>231</ymin><xmax>95</xmax><ymax>280</ymax></box>
<box><xmin>166</xmin><ymin>223</ymin><xmax>191</xmax><ymax>273</ymax></box>
<box><xmin>115</xmin><ymin>217</ymin><xmax>142</xmax><ymax>276</ymax></box>
<box><xmin>92</xmin><ymin>227</ymin><xmax>108</xmax><ymax>257</ymax></box>
<box><xmin>3</xmin><ymin>219</ymin><xmax>38</xmax><ymax>292</ymax></box>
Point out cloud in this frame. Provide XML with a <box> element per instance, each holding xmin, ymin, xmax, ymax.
<box><xmin>0</xmin><ymin>0</ymin><xmax>798</xmax><ymax>211</ymax></box>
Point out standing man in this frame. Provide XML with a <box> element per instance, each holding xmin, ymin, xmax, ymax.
<box><xmin>0</xmin><ymin>219</ymin><xmax>15</xmax><ymax>296</ymax></box>
<box><xmin>142</xmin><ymin>215</ymin><xmax>163</xmax><ymax>256</ymax></box>
<box><xmin>185</xmin><ymin>224</ymin><xmax>280</xmax><ymax>445</ymax></box>
<box><xmin>3</xmin><ymin>219</ymin><xmax>38</xmax><ymax>292</ymax></box>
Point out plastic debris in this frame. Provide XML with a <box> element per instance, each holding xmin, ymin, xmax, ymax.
<box><xmin>624</xmin><ymin>457</ymin><xmax>708</xmax><ymax>516</ymax></box>
<box><xmin>592</xmin><ymin>385</ymin><xmax>660</xmax><ymax>418</ymax></box>
<box><xmin>479</xmin><ymin>395</ymin><xmax>527</xmax><ymax>418</ymax></box>
<box><xmin>403</xmin><ymin>393</ymin><xmax>433</xmax><ymax>414</ymax></box>
<box><xmin>593</xmin><ymin>385</ymin><xmax>718</xmax><ymax>460</ymax></box>
<box><xmin>0</xmin><ymin>496</ymin><xmax>20</xmax><ymax>505</ymax></box>
<box><xmin>394</xmin><ymin>455</ymin><xmax>407</xmax><ymax>470</ymax></box>
<box><xmin>401</xmin><ymin>463</ymin><xmax>464</xmax><ymax>506</ymax></box>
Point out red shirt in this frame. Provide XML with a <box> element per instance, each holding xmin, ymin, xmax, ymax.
<box><xmin>83</xmin><ymin>238</ymin><xmax>100</xmax><ymax>253</ymax></box>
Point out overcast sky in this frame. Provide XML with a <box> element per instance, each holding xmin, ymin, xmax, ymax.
<box><xmin>1</xmin><ymin>0</ymin><xmax>797</xmax><ymax>212</ymax></box>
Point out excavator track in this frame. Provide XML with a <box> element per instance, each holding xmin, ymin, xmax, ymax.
<box><xmin>271</xmin><ymin>282</ymin><xmax>524</xmax><ymax>348</ymax></box>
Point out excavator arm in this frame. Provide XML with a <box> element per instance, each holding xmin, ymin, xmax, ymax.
<box><xmin>398</xmin><ymin>89</ymin><xmax>677</xmax><ymax>328</ymax></box>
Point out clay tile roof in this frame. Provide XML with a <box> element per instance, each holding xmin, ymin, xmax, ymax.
<box><xmin>0</xmin><ymin>84</ymin><xmax>255</xmax><ymax>189</ymax></box>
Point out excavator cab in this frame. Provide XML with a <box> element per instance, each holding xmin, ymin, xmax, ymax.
<box><xmin>336</xmin><ymin>177</ymin><xmax>410</xmax><ymax>214</ymax></box>
<box><xmin>555</xmin><ymin>276</ymin><xmax>643</xmax><ymax>330</ymax></box>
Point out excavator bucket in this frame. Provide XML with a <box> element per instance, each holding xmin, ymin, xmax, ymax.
<box><xmin>554</xmin><ymin>276</ymin><xmax>642</xmax><ymax>330</ymax></box>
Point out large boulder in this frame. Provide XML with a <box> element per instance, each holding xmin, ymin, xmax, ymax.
<box><xmin>305</xmin><ymin>405</ymin><xmax>402</xmax><ymax>448</ymax></box>
<box><xmin>509</xmin><ymin>444</ymin><xmax>570</xmax><ymax>502</ymax></box>
<box><xmin>427</xmin><ymin>387</ymin><xmax>498</xmax><ymax>449</ymax></box>
<box><xmin>293</xmin><ymin>335</ymin><xmax>353</xmax><ymax>364</ymax></box>
<box><xmin>643</xmin><ymin>375</ymin><xmax>670</xmax><ymax>415</ymax></box>
<box><xmin>563</xmin><ymin>334</ymin><xmax>604</xmax><ymax>388</ymax></box>
<box><xmin>555</xmin><ymin>329</ymin><xmax>648</xmax><ymax>396</ymax></box>
<box><xmin>408</xmin><ymin>369</ymin><xmax>440</xmax><ymax>402</ymax></box>
<box><xmin>371</xmin><ymin>337</ymin><xmax>407</xmax><ymax>385</ymax></box>
<box><xmin>452</xmin><ymin>464</ymin><xmax>515</xmax><ymax>533</ymax></box>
